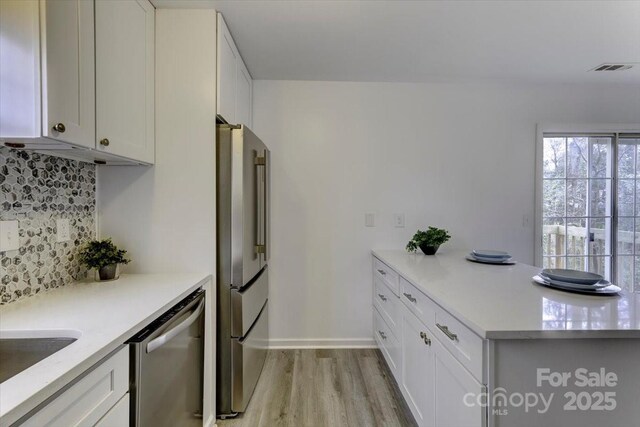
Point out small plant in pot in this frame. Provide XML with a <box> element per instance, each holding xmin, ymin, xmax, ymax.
<box><xmin>79</xmin><ymin>239</ymin><xmax>131</xmax><ymax>281</ymax></box>
<box><xmin>406</xmin><ymin>227</ymin><xmax>451</xmax><ymax>255</ymax></box>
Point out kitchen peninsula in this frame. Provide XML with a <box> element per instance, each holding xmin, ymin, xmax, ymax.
<box><xmin>372</xmin><ymin>249</ymin><xmax>640</xmax><ymax>427</ymax></box>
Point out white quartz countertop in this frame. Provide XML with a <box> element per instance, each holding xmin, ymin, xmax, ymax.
<box><xmin>0</xmin><ymin>273</ymin><xmax>211</xmax><ymax>426</ymax></box>
<box><xmin>373</xmin><ymin>249</ymin><xmax>640</xmax><ymax>340</ymax></box>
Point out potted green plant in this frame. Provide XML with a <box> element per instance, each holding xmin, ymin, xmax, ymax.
<box><xmin>79</xmin><ymin>238</ymin><xmax>131</xmax><ymax>281</ymax></box>
<box><xmin>406</xmin><ymin>227</ymin><xmax>451</xmax><ymax>255</ymax></box>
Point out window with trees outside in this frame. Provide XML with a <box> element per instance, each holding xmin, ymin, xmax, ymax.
<box><xmin>541</xmin><ymin>133</ymin><xmax>640</xmax><ymax>291</ymax></box>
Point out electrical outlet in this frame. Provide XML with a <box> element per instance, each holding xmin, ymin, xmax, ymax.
<box><xmin>393</xmin><ymin>213</ymin><xmax>405</xmax><ymax>228</ymax></box>
<box><xmin>56</xmin><ymin>219</ymin><xmax>71</xmax><ymax>242</ymax></box>
<box><xmin>0</xmin><ymin>220</ymin><xmax>19</xmax><ymax>252</ymax></box>
<box><xmin>365</xmin><ymin>213</ymin><xmax>375</xmax><ymax>227</ymax></box>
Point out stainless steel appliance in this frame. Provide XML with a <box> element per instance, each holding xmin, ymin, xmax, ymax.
<box><xmin>129</xmin><ymin>289</ymin><xmax>205</xmax><ymax>427</ymax></box>
<box><xmin>217</xmin><ymin>124</ymin><xmax>270</xmax><ymax>418</ymax></box>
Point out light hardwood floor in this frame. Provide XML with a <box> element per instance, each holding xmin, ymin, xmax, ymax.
<box><xmin>217</xmin><ymin>349</ymin><xmax>417</xmax><ymax>427</ymax></box>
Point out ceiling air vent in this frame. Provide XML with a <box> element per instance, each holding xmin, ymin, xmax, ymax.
<box><xmin>591</xmin><ymin>63</ymin><xmax>634</xmax><ymax>72</ymax></box>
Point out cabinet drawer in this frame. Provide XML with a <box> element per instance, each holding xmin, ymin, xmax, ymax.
<box><xmin>399</xmin><ymin>277</ymin><xmax>436</xmax><ymax>328</ymax></box>
<box><xmin>373</xmin><ymin>306</ymin><xmax>400</xmax><ymax>377</ymax></box>
<box><xmin>373</xmin><ymin>257</ymin><xmax>399</xmax><ymax>295</ymax></box>
<box><xmin>433</xmin><ymin>306</ymin><xmax>484</xmax><ymax>381</ymax></box>
<box><xmin>373</xmin><ymin>276</ymin><xmax>401</xmax><ymax>336</ymax></box>
<box><xmin>23</xmin><ymin>347</ymin><xmax>129</xmax><ymax>427</ymax></box>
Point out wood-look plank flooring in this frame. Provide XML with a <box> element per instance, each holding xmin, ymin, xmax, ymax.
<box><xmin>217</xmin><ymin>349</ymin><xmax>417</xmax><ymax>427</ymax></box>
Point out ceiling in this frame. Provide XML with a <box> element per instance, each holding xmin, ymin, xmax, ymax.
<box><xmin>153</xmin><ymin>0</ymin><xmax>640</xmax><ymax>85</ymax></box>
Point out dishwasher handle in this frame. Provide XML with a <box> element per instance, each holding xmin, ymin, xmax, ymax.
<box><xmin>146</xmin><ymin>299</ymin><xmax>205</xmax><ymax>353</ymax></box>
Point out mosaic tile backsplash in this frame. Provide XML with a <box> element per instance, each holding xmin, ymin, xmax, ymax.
<box><xmin>0</xmin><ymin>148</ymin><xmax>96</xmax><ymax>304</ymax></box>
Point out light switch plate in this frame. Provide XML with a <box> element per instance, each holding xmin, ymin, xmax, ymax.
<box><xmin>0</xmin><ymin>220</ymin><xmax>20</xmax><ymax>252</ymax></box>
<box><xmin>56</xmin><ymin>219</ymin><xmax>71</xmax><ymax>242</ymax></box>
<box><xmin>365</xmin><ymin>213</ymin><xmax>375</xmax><ymax>227</ymax></box>
<box><xmin>393</xmin><ymin>213</ymin><xmax>405</xmax><ymax>228</ymax></box>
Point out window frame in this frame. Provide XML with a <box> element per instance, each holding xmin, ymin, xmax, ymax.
<box><xmin>535</xmin><ymin>123</ymin><xmax>640</xmax><ymax>285</ymax></box>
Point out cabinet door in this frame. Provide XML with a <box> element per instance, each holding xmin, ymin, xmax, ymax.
<box><xmin>217</xmin><ymin>13</ymin><xmax>237</xmax><ymax>124</ymax></box>
<box><xmin>95</xmin><ymin>393</ymin><xmax>129</xmax><ymax>427</ymax></box>
<box><xmin>236</xmin><ymin>58</ymin><xmax>252</xmax><ymax>127</ymax></box>
<box><xmin>433</xmin><ymin>337</ymin><xmax>485</xmax><ymax>427</ymax></box>
<box><xmin>23</xmin><ymin>347</ymin><xmax>128</xmax><ymax>427</ymax></box>
<box><xmin>41</xmin><ymin>0</ymin><xmax>95</xmax><ymax>148</ymax></box>
<box><xmin>96</xmin><ymin>0</ymin><xmax>155</xmax><ymax>164</ymax></box>
<box><xmin>401</xmin><ymin>309</ymin><xmax>435</xmax><ymax>427</ymax></box>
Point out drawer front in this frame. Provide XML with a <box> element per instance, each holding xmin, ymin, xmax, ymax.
<box><xmin>433</xmin><ymin>306</ymin><xmax>484</xmax><ymax>381</ymax></box>
<box><xmin>373</xmin><ymin>257</ymin><xmax>399</xmax><ymax>296</ymax></box>
<box><xmin>23</xmin><ymin>347</ymin><xmax>129</xmax><ymax>427</ymax></box>
<box><xmin>399</xmin><ymin>277</ymin><xmax>436</xmax><ymax>328</ymax></box>
<box><xmin>373</xmin><ymin>306</ymin><xmax>401</xmax><ymax>377</ymax></box>
<box><xmin>373</xmin><ymin>276</ymin><xmax>400</xmax><ymax>336</ymax></box>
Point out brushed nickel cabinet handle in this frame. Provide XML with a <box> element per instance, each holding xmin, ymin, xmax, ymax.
<box><xmin>436</xmin><ymin>323</ymin><xmax>458</xmax><ymax>341</ymax></box>
<box><xmin>52</xmin><ymin>123</ymin><xmax>65</xmax><ymax>133</ymax></box>
<box><xmin>100</xmin><ymin>138</ymin><xmax>110</xmax><ymax>147</ymax></box>
<box><xmin>403</xmin><ymin>292</ymin><xmax>417</xmax><ymax>303</ymax></box>
<box><xmin>377</xmin><ymin>293</ymin><xmax>387</xmax><ymax>302</ymax></box>
<box><xmin>377</xmin><ymin>269</ymin><xmax>386</xmax><ymax>275</ymax></box>
<box><xmin>378</xmin><ymin>330</ymin><xmax>387</xmax><ymax>340</ymax></box>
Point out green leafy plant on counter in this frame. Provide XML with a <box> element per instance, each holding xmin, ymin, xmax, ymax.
<box><xmin>406</xmin><ymin>227</ymin><xmax>451</xmax><ymax>253</ymax></box>
<box><xmin>79</xmin><ymin>238</ymin><xmax>131</xmax><ymax>270</ymax></box>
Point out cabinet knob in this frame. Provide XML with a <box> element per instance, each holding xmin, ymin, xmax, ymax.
<box><xmin>378</xmin><ymin>330</ymin><xmax>387</xmax><ymax>340</ymax></box>
<box><xmin>100</xmin><ymin>138</ymin><xmax>110</xmax><ymax>147</ymax></box>
<box><xmin>377</xmin><ymin>293</ymin><xmax>387</xmax><ymax>302</ymax></box>
<box><xmin>419</xmin><ymin>331</ymin><xmax>431</xmax><ymax>346</ymax></box>
<box><xmin>52</xmin><ymin>123</ymin><xmax>66</xmax><ymax>133</ymax></box>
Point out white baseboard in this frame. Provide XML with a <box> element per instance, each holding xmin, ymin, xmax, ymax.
<box><xmin>268</xmin><ymin>338</ymin><xmax>377</xmax><ymax>349</ymax></box>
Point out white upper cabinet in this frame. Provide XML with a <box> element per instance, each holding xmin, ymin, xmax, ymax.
<box><xmin>42</xmin><ymin>0</ymin><xmax>96</xmax><ymax>148</ymax></box>
<box><xmin>0</xmin><ymin>0</ymin><xmax>95</xmax><ymax>148</ymax></box>
<box><xmin>217</xmin><ymin>14</ymin><xmax>238</xmax><ymax>125</ymax></box>
<box><xmin>96</xmin><ymin>0</ymin><xmax>155</xmax><ymax>163</ymax></box>
<box><xmin>0</xmin><ymin>0</ymin><xmax>155</xmax><ymax>165</ymax></box>
<box><xmin>217</xmin><ymin>13</ymin><xmax>253</xmax><ymax>127</ymax></box>
<box><xmin>236</xmin><ymin>59</ymin><xmax>253</xmax><ymax>128</ymax></box>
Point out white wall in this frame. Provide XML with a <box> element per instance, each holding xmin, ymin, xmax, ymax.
<box><xmin>97</xmin><ymin>10</ymin><xmax>217</xmax><ymax>426</ymax></box>
<box><xmin>252</xmin><ymin>80</ymin><xmax>640</xmax><ymax>346</ymax></box>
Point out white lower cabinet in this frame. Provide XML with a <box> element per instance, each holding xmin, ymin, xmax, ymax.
<box><xmin>401</xmin><ymin>309</ymin><xmax>435</xmax><ymax>427</ymax></box>
<box><xmin>23</xmin><ymin>347</ymin><xmax>129</xmax><ymax>427</ymax></box>
<box><xmin>432</xmin><ymin>336</ymin><xmax>484</xmax><ymax>427</ymax></box>
<box><xmin>374</xmin><ymin>307</ymin><xmax>401</xmax><ymax>376</ymax></box>
<box><xmin>373</xmin><ymin>255</ymin><xmax>485</xmax><ymax>427</ymax></box>
<box><xmin>400</xmin><ymin>309</ymin><xmax>484</xmax><ymax>427</ymax></box>
<box><xmin>95</xmin><ymin>393</ymin><xmax>129</xmax><ymax>427</ymax></box>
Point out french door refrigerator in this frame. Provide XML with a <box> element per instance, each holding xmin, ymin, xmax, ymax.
<box><xmin>216</xmin><ymin>124</ymin><xmax>270</xmax><ymax>418</ymax></box>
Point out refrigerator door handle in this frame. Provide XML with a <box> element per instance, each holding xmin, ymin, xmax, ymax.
<box><xmin>264</xmin><ymin>149</ymin><xmax>270</xmax><ymax>262</ymax></box>
<box><xmin>146</xmin><ymin>299</ymin><xmax>205</xmax><ymax>353</ymax></box>
<box><xmin>254</xmin><ymin>152</ymin><xmax>266</xmax><ymax>258</ymax></box>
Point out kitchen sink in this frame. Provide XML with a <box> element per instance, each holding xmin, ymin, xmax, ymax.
<box><xmin>0</xmin><ymin>337</ymin><xmax>77</xmax><ymax>383</ymax></box>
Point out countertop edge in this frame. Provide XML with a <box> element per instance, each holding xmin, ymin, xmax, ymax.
<box><xmin>371</xmin><ymin>249</ymin><xmax>640</xmax><ymax>341</ymax></box>
<box><xmin>0</xmin><ymin>274</ymin><xmax>212</xmax><ymax>426</ymax></box>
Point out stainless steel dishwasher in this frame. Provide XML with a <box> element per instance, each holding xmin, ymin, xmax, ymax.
<box><xmin>128</xmin><ymin>288</ymin><xmax>205</xmax><ymax>427</ymax></box>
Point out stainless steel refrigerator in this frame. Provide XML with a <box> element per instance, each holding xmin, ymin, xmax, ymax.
<box><xmin>216</xmin><ymin>124</ymin><xmax>270</xmax><ymax>418</ymax></box>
